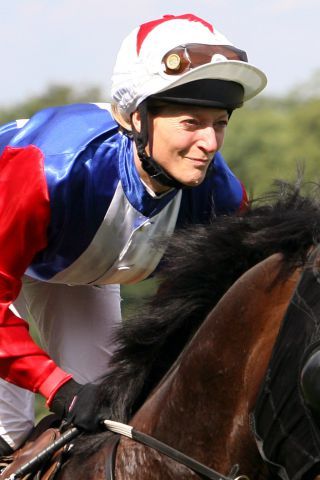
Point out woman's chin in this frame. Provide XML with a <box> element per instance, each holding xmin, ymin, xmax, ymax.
<box><xmin>180</xmin><ymin>174</ymin><xmax>207</xmax><ymax>187</ymax></box>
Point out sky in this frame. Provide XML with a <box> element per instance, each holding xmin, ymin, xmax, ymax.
<box><xmin>0</xmin><ymin>0</ymin><xmax>319</xmax><ymax>107</ymax></box>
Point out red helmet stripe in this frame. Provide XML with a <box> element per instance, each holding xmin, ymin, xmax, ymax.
<box><xmin>136</xmin><ymin>14</ymin><xmax>214</xmax><ymax>54</ymax></box>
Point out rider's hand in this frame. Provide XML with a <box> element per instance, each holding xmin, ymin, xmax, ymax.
<box><xmin>50</xmin><ymin>379</ymin><xmax>109</xmax><ymax>432</ymax></box>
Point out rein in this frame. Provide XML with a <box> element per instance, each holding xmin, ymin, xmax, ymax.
<box><xmin>3</xmin><ymin>421</ymin><xmax>250</xmax><ymax>480</ymax></box>
<box><xmin>104</xmin><ymin>420</ymin><xmax>249</xmax><ymax>480</ymax></box>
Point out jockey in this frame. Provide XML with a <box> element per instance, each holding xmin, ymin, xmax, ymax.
<box><xmin>0</xmin><ymin>13</ymin><xmax>267</xmax><ymax>455</ymax></box>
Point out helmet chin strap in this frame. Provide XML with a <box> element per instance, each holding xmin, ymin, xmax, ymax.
<box><xmin>132</xmin><ymin>102</ymin><xmax>185</xmax><ymax>190</ymax></box>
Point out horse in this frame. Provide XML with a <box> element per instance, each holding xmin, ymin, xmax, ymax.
<box><xmin>27</xmin><ymin>182</ymin><xmax>320</xmax><ymax>478</ymax></box>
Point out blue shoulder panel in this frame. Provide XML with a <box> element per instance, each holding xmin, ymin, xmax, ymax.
<box><xmin>8</xmin><ymin>103</ymin><xmax>117</xmax><ymax>152</ymax></box>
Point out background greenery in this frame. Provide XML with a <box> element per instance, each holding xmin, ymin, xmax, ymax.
<box><xmin>2</xmin><ymin>71</ymin><xmax>320</xmax><ymax>420</ymax></box>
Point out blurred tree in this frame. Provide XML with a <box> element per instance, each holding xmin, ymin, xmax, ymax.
<box><xmin>222</xmin><ymin>92</ymin><xmax>320</xmax><ymax>197</ymax></box>
<box><xmin>0</xmin><ymin>84</ymin><xmax>104</xmax><ymax>123</ymax></box>
<box><xmin>287</xmin><ymin>69</ymin><xmax>320</xmax><ymax>101</ymax></box>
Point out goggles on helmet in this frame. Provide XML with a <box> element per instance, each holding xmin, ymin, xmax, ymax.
<box><xmin>162</xmin><ymin>44</ymin><xmax>248</xmax><ymax>76</ymax></box>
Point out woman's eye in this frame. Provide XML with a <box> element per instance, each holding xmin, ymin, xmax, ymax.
<box><xmin>183</xmin><ymin>118</ymin><xmax>199</xmax><ymax>127</ymax></box>
<box><xmin>215</xmin><ymin>120</ymin><xmax>228</xmax><ymax>129</ymax></box>
<box><xmin>181</xmin><ymin>117</ymin><xmax>228</xmax><ymax>130</ymax></box>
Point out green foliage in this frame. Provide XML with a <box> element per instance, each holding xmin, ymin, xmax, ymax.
<box><xmin>122</xmin><ymin>279</ymin><xmax>158</xmax><ymax>319</ymax></box>
<box><xmin>222</xmin><ymin>91</ymin><xmax>320</xmax><ymax>197</ymax></box>
<box><xmin>0</xmin><ymin>84</ymin><xmax>104</xmax><ymax>124</ymax></box>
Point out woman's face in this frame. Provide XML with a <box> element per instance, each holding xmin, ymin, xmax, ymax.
<box><xmin>132</xmin><ymin>103</ymin><xmax>229</xmax><ymax>193</ymax></box>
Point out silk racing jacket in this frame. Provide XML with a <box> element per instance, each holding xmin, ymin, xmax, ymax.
<box><xmin>0</xmin><ymin>102</ymin><xmax>248</xmax><ymax>404</ymax></box>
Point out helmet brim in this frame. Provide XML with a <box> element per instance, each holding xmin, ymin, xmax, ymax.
<box><xmin>157</xmin><ymin>60</ymin><xmax>267</xmax><ymax>102</ymax></box>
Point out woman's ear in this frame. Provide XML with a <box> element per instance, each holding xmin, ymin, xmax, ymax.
<box><xmin>131</xmin><ymin>110</ymin><xmax>142</xmax><ymax>133</ymax></box>
<box><xmin>111</xmin><ymin>104</ymin><xmax>132</xmax><ymax>131</ymax></box>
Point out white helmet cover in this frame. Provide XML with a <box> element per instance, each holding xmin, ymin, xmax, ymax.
<box><xmin>111</xmin><ymin>13</ymin><xmax>267</xmax><ymax>117</ymax></box>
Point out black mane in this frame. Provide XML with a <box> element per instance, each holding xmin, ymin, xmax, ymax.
<box><xmin>73</xmin><ymin>180</ymin><xmax>320</xmax><ymax>455</ymax></box>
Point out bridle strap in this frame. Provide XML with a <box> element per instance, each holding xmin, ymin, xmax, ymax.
<box><xmin>104</xmin><ymin>420</ymin><xmax>238</xmax><ymax>480</ymax></box>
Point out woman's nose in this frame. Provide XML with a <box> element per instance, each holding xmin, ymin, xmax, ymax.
<box><xmin>198</xmin><ymin>127</ymin><xmax>219</xmax><ymax>154</ymax></box>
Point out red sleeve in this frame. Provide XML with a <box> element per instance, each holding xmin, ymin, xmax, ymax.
<box><xmin>0</xmin><ymin>146</ymin><xmax>72</xmax><ymax>400</ymax></box>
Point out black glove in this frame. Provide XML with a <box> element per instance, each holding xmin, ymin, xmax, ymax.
<box><xmin>50</xmin><ymin>379</ymin><xmax>110</xmax><ymax>432</ymax></box>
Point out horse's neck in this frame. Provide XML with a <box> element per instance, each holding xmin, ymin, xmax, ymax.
<box><xmin>130</xmin><ymin>254</ymin><xmax>300</xmax><ymax>476</ymax></box>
